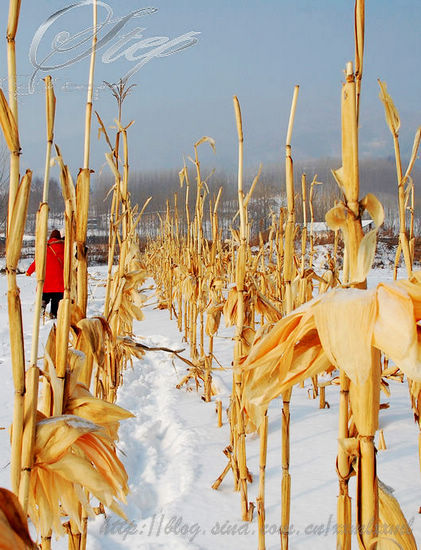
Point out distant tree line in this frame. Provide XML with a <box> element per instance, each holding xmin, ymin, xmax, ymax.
<box><xmin>91</xmin><ymin>156</ymin><xmax>421</xmax><ymax>241</ymax></box>
<box><xmin>0</xmin><ymin>156</ymin><xmax>420</xmax><ymax>243</ymax></box>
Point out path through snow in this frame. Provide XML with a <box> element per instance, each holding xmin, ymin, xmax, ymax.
<box><xmin>0</xmin><ymin>267</ymin><xmax>420</xmax><ymax>548</ymax></box>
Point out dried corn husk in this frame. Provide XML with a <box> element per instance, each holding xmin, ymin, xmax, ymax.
<box><xmin>223</xmin><ymin>286</ymin><xmax>253</xmax><ymax>328</ymax></box>
<box><xmin>374</xmin><ymin>279</ymin><xmax>421</xmax><ymax>380</ymax></box>
<box><xmin>29</xmin><ymin>415</ymin><xmax>129</xmax><ymax>538</ymax></box>
<box><xmin>7</xmin><ymin>171</ymin><xmax>32</xmax><ymax>270</ymax></box>
<box><xmin>76</xmin><ymin>317</ymin><xmax>108</xmax><ymax>369</ymax></box>
<box><xmin>314</xmin><ymin>288</ymin><xmax>376</xmax><ymax>385</ymax></box>
<box><xmin>375</xmin><ymin>480</ymin><xmax>417</xmax><ymax>549</ymax></box>
<box><xmin>0</xmin><ymin>87</ymin><xmax>20</xmax><ymax>153</ymax></box>
<box><xmin>378</xmin><ymin>80</ymin><xmax>400</xmax><ymax>138</ymax></box>
<box><xmin>241</xmin><ymin>276</ymin><xmax>421</xmax><ymax>429</ymax></box>
<box><xmin>408</xmin><ymin>380</ymin><xmax>421</xmax><ymax>423</ymax></box>
<box><xmin>325</xmin><ymin>192</ymin><xmax>384</xmax><ymax>284</ymax></box>
<box><xmin>65</xmin><ymin>383</ymin><xmax>134</xmax><ymax>440</ymax></box>
<box><xmin>110</xmin><ymin>270</ymin><xmax>148</xmax><ymax>323</ymax></box>
<box><xmin>205</xmin><ymin>303</ymin><xmax>223</xmax><ymax>337</ymax></box>
<box><xmin>223</xmin><ymin>287</ymin><xmax>239</xmax><ymax>327</ymax></box>
<box><xmin>255</xmin><ymin>292</ymin><xmax>282</xmax><ymax>323</ymax></box>
<box><xmin>0</xmin><ymin>487</ymin><xmax>37</xmax><ymax>550</ymax></box>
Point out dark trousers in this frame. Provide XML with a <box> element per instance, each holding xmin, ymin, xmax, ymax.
<box><xmin>42</xmin><ymin>292</ymin><xmax>63</xmax><ymax>318</ymax></box>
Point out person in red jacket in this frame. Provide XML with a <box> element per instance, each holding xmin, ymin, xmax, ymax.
<box><xmin>26</xmin><ymin>229</ymin><xmax>65</xmax><ymax>318</ymax></box>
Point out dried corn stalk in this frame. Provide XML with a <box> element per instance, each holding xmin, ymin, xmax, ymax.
<box><xmin>378</xmin><ymin>80</ymin><xmax>421</xmax><ymax>280</ymax></box>
<box><xmin>241</xmin><ymin>276</ymin><xmax>421</xmax><ymax>547</ymax></box>
<box><xmin>76</xmin><ymin>0</ymin><xmax>98</xmax><ymax>316</ymax></box>
<box><xmin>20</xmin><ymin>75</ymin><xmax>57</xmax><ymax>513</ymax></box>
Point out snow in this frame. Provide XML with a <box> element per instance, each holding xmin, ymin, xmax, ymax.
<box><xmin>37</xmin><ymin>415</ymin><xmax>101</xmax><ymax>431</ymax></box>
<box><xmin>0</xmin><ymin>266</ymin><xmax>420</xmax><ymax>549</ymax></box>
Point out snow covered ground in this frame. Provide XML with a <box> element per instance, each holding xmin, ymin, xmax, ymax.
<box><xmin>0</xmin><ymin>264</ymin><xmax>420</xmax><ymax>548</ymax></box>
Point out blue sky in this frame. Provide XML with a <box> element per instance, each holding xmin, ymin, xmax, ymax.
<box><xmin>1</xmin><ymin>0</ymin><xmax>421</xmax><ymax>178</ymax></box>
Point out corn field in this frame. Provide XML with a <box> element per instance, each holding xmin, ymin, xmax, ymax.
<box><xmin>1</xmin><ymin>1</ymin><xmax>421</xmax><ymax>549</ymax></box>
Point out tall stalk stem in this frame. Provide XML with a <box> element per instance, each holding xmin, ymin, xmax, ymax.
<box><xmin>6</xmin><ymin>0</ymin><xmax>21</xmax><ymax>235</ymax></box>
<box><xmin>233</xmin><ymin>95</ymin><xmax>249</xmax><ymax>521</ymax></box>
<box><xmin>77</xmin><ymin>0</ymin><xmax>97</xmax><ymax>316</ymax></box>
<box><xmin>5</xmin><ymin>0</ymin><xmax>28</xmax><ymax>498</ymax></box>
<box><xmin>19</xmin><ymin>76</ymin><xmax>56</xmax><ymax>512</ymax></box>
<box><xmin>281</xmin><ymin>84</ymin><xmax>299</xmax><ymax>550</ymax></box>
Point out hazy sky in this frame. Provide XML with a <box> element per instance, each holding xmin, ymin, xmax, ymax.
<box><xmin>1</xmin><ymin>0</ymin><xmax>421</xmax><ymax>179</ymax></box>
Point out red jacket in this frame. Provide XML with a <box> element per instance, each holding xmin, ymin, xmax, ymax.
<box><xmin>27</xmin><ymin>237</ymin><xmax>65</xmax><ymax>293</ymax></box>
